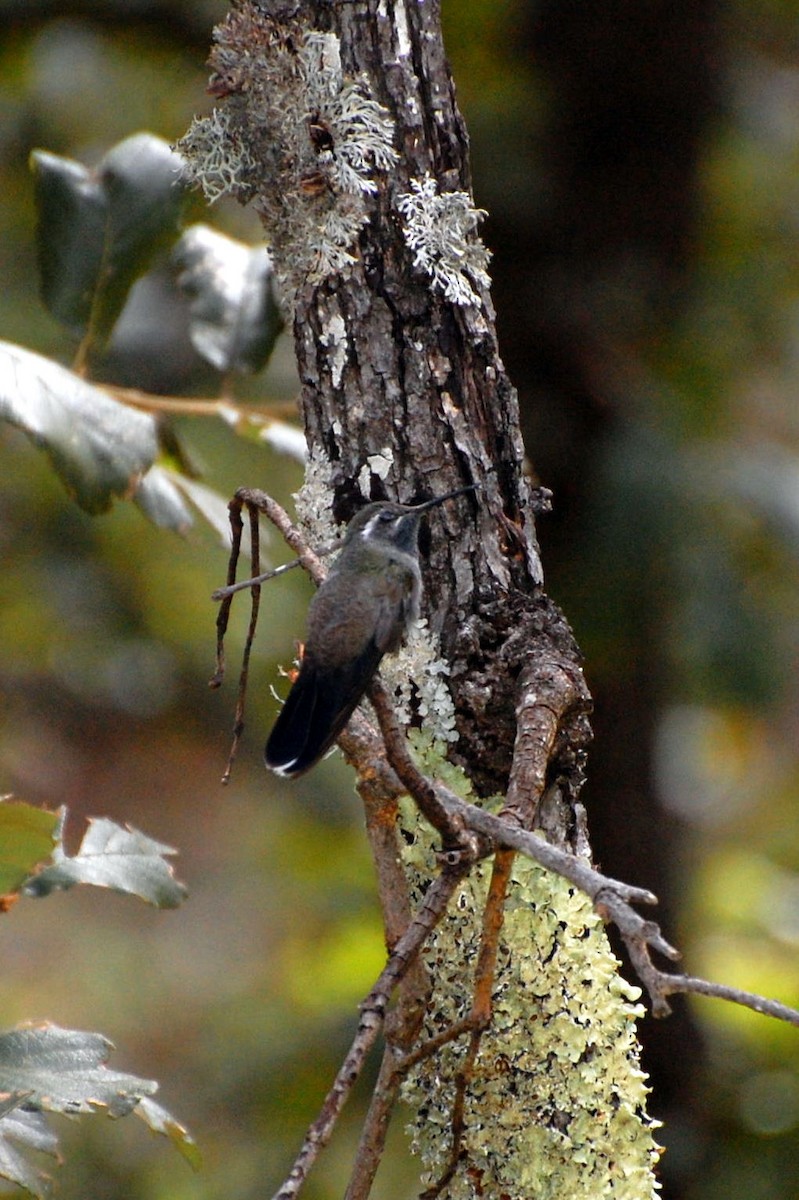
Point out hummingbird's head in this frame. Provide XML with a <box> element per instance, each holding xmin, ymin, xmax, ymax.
<box><xmin>351</xmin><ymin>502</ymin><xmax>424</xmax><ymax>554</ymax></box>
<box><xmin>345</xmin><ymin>485</ymin><xmax>477</xmax><ymax>554</ymax></box>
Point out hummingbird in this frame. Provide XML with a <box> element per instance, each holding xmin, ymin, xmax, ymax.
<box><xmin>264</xmin><ymin>485</ymin><xmax>476</xmax><ymax>777</ymax></box>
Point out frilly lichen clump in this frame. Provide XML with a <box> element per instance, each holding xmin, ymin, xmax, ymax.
<box><xmin>400</xmin><ymin>805</ymin><xmax>663</xmax><ymax>1199</ymax></box>
<box><xmin>177</xmin><ymin>6</ymin><xmax>397</xmax><ymax>300</ymax></box>
<box><xmin>397</xmin><ymin>174</ymin><xmax>492</xmax><ymax>307</ymax></box>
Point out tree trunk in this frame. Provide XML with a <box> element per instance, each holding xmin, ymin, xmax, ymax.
<box><xmin>181</xmin><ymin>1</ymin><xmax>661</xmax><ymax>1195</ymax></box>
<box><xmin>288</xmin><ymin>0</ymin><xmax>580</xmax><ymax>803</ymax></box>
<box><xmin>185</xmin><ymin>0</ymin><xmax>589</xmax><ymax>803</ymax></box>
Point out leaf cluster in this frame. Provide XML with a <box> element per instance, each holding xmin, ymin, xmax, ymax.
<box><xmin>3</xmin><ymin>132</ymin><xmax>291</xmax><ymax>535</ymax></box>
<box><xmin>0</xmin><ymin>798</ymin><xmax>194</xmax><ymax>1197</ymax></box>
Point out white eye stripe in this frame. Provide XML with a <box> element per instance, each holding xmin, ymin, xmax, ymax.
<box><xmin>362</xmin><ymin>510</ymin><xmax>397</xmax><ymax>538</ymax></box>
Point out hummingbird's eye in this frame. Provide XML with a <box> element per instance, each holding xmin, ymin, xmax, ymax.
<box><xmin>378</xmin><ymin>511</ymin><xmax>395</xmax><ymax>523</ymax></box>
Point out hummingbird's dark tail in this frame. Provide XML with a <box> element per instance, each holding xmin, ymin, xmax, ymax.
<box><xmin>265</xmin><ymin>644</ymin><xmax>383</xmax><ymax>777</ymax></box>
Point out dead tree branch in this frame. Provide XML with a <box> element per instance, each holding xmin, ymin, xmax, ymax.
<box><xmin>215</xmin><ymin>487</ymin><xmax>799</xmax><ymax>1200</ymax></box>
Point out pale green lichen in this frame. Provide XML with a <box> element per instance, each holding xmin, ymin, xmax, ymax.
<box><xmin>407</xmin><ymin>726</ymin><xmax>477</xmax><ymax>800</ymax></box>
<box><xmin>400</xmin><ymin>804</ymin><xmax>663</xmax><ymax>1199</ymax></box>
<box><xmin>381</xmin><ymin>620</ymin><xmax>460</xmax><ymax>745</ymax></box>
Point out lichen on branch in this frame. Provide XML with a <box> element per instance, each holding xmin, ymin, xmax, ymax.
<box><xmin>400</xmin><ymin>809</ymin><xmax>663</xmax><ymax>1200</ymax></box>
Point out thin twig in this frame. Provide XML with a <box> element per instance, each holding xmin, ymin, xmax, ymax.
<box><xmin>107</xmin><ymin>384</ymin><xmax>298</xmax><ymax>422</ymax></box>
<box><xmin>220</xmin><ymin>502</ymin><xmax>263</xmax><ymax>783</ymax></box>
<box><xmin>211</xmin><ymin>558</ymin><xmax>303</xmax><ymax>600</ymax></box>
<box><xmin>235</xmin><ymin>488</ymin><xmax>328</xmax><ymax>583</ymax></box>
<box><xmin>216</xmin><ymin>499</ymin><xmax>264</xmax><ymax>783</ymax></box>
<box><xmin>389</xmin><ymin>1016</ymin><xmax>475</xmax><ymax>1077</ymax></box>
<box><xmin>210</xmin><ymin>494</ymin><xmax>246</xmax><ymax>689</ymax></box>
<box><xmin>663</xmin><ymin>975</ymin><xmax>799</xmax><ymax>1025</ymax></box>
<box><xmin>344</xmin><ymin>746</ymin><xmax>434</xmax><ymax>1200</ymax></box>
<box><xmin>419</xmin><ymin>848</ymin><xmax>516</xmax><ymax>1199</ymax></box>
<box><xmin>440</xmin><ymin>794</ymin><xmax>662</xmax><ymax>911</ymax></box>
<box><xmin>343</xmin><ymin>1047</ymin><xmax>405</xmax><ymax>1200</ymax></box>
<box><xmin>212</xmin><ymin>542</ymin><xmax>338</xmax><ymax>602</ymax></box>
<box><xmin>367</xmin><ymin>680</ymin><xmax>485</xmax><ymax>855</ymax></box>
<box><xmin>598</xmin><ymin>888</ymin><xmax>799</xmax><ymax>1023</ymax></box>
<box><xmin>428</xmin><ymin>787</ymin><xmax>799</xmax><ymax>1025</ymax></box>
<box><xmin>271</xmin><ymin>864</ymin><xmax>468</xmax><ymax>1200</ymax></box>
<box><xmin>210</xmin><ymin>490</ymin><xmax>330</xmax><ymax>783</ymax></box>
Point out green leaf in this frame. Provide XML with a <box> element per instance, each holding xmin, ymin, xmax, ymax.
<box><xmin>173</xmin><ymin>224</ymin><xmax>283</xmax><ymax>374</ymax></box>
<box><xmin>0</xmin><ymin>1103</ymin><xmax>59</xmax><ymax>1199</ymax></box>
<box><xmin>0</xmin><ymin>340</ymin><xmax>158</xmax><ymax>513</ymax></box>
<box><xmin>0</xmin><ymin>1032</ymin><xmax>195</xmax><ymax>1196</ymax></box>
<box><xmin>30</xmin><ymin>151</ymin><xmax>107</xmax><ymax>338</ymax></box>
<box><xmin>0</xmin><ymin>801</ymin><xmax>60</xmax><ymax>897</ymax></box>
<box><xmin>135</xmin><ymin>1097</ymin><xmax>202</xmax><ymax>1170</ymax></box>
<box><xmin>24</xmin><ymin>818</ymin><xmax>187</xmax><ymax>909</ymax></box>
<box><xmin>32</xmin><ymin>133</ymin><xmax>185</xmax><ymax>349</ymax></box>
<box><xmin>0</xmin><ymin>1025</ymin><xmax>157</xmax><ymax>1117</ymax></box>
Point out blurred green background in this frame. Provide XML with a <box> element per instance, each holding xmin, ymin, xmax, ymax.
<box><xmin>1</xmin><ymin>1</ymin><xmax>799</xmax><ymax>1198</ymax></box>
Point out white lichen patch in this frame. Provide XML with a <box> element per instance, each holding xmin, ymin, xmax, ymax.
<box><xmin>319</xmin><ymin>311</ymin><xmax>349</xmax><ymax>389</ymax></box>
<box><xmin>366</xmin><ymin>449</ymin><xmax>393</xmax><ymax>480</ymax></box>
<box><xmin>356</xmin><ymin>448</ymin><xmax>394</xmax><ymax>495</ymax></box>
<box><xmin>177</xmin><ymin>11</ymin><xmax>398</xmax><ymax>303</ymax></box>
<box><xmin>293</xmin><ymin>450</ymin><xmax>339</xmax><ymax>549</ymax></box>
<box><xmin>397</xmin><ymin>174</ymin><xmax>492</xmax><ymax>307</ymax></box>
<box><xmin>400</xmin><ymin>815</ymin><xmax>663</xmax><ymax>1199</ymax></box>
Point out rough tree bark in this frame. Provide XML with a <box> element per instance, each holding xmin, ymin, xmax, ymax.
<box><xmin>284</xmin><ymin>0</ymin><xmax>590</xmax><ymax>811</ymax></box>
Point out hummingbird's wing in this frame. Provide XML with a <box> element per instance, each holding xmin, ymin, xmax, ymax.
<box><xmin>373</xmin><ymin>567</ymin><xmax>418</xmax><ymax>654</ymax></box>
<box><xmin>264</xmin><ymin>563</ymin><xmax>416</xmax><ymax>777</ymax></box>
<box><xmin>264</xmin><ymin>640</ymin><xmax>384</xmax><ymax>777</ymax></box>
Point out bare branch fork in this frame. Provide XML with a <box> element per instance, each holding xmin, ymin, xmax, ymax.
<box><xmin>212</xmin><ymin>488</ymin><xmax>799</xmax><ymax>1200</ymax></box>
<box><xmin>271</xmin><ymin>864</ymin><xmax>470</xmax><ymax>1200</ymax></box>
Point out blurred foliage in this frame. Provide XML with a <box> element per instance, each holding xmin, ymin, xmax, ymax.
<box><xmin>0</xmin><ymin>800</ymin><xmax>59</xmax><ymax>894</ymax></box>
<box><xmin>0</xmin><ymin>2</ymin><xmax>798</xmax><ymax>1200</ymax></box>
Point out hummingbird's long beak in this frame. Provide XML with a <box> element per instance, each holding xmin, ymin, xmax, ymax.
<box><xmin>411</xmin><ymin>483</ymin><xmax>479</xmax><ymax>513</ymax></box>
